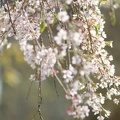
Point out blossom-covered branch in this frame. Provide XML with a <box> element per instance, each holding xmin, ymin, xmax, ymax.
<box><xmin>0</xmin><ymin>0</ymin><xmax>120</xmax><ymax>120</ymax></box>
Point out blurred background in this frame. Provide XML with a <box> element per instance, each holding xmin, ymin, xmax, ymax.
<box><xmin>1</xmin><ymin>1</ymin><xmax>120</xmax><ymax>120</ymax></box>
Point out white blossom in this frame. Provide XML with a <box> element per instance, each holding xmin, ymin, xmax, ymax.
<box><xmin>97</xmin><ymin>116</ymin><xmax>105</xmax><ymax>120</ymax></box>
<box><xmin>54</xmin><ymin>29</ymin><xmax>67</xmax><ymax>45</ymax></box>
<box><xmin>66</xmin><ymin>0</ymin><xmax>73</xmax><ymax>4</ymax></box>
<box><xmin>113</xmin><ymin>98</ymin><xmax>119</xmax><ymax>105</ymax></box>
<box><xmin>73</xmin><ymin>32</ymin><xmax>83</xmax><ymax>45</ymax></box>
<box><xmin>58</xmin><ymin>11</ymin><xmax>69</xmax><ymax>22</ymax></box>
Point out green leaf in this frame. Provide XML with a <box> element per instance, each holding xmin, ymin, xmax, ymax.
<box><xmin>98</xmin><ymin>0</ymin><xmax>107</xmax><ymax>6</ymax></box>
<box><xmin>105</xmin><ymin>41</ymin><xmax>113</xmax><ymax>48</ymax></box>
<box><xmin>109</xmin><ymin>12</ymin><xmax>116</xmax><ymax>26</ymax></box>
<box><xmin>52</xmin><ymin>17</ymin><xmax>58</xmax><ymax>27</ymax></box>
<box><xmin>95</xmin><ymin>24</ymin><xmax>100</xmax><ymax>35</ymax></box>
<box><xmin>49</xmin><ymin>74</ymin><xmax>54</xmax><ymax>77</ymax></box>
<box><xmin>40</xmin><ymin>21</ymin><xmax>47</xmax><ymax>33</ymax></box>
<box><xmin>3</xmin><ymin>38</ymin><xmax>8</xmax><ymax>45</ymax></box>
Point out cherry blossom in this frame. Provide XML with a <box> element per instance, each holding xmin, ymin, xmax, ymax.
<box><xmin>58</xmin><ymin>11</ymin><xmax>69</xmax><ymax>22</ymax></box>
<box><xmin>0</xmin><ymin>0</ymin><xmax>120</xmax><ymax>120</ymax></box>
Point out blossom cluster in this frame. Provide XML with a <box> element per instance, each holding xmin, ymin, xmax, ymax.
<box><xmin>0</xmin><ymin>0</ymin><xmax>120</xmax><ymax>120</ymax></box>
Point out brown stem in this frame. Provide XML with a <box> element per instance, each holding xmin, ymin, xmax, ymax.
<box><xmin>5</xmin><ymin>0</ymin><xmax>16</xmax><ymax>35</ymax></box>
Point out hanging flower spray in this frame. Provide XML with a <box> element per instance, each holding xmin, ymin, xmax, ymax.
<box><xmin>0</xmin><ymin>0</ymin><xmax>120</xmax><ymax>120</ymax></box>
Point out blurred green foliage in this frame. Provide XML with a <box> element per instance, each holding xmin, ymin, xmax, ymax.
<box><xmin>0</xmin><ymin>42</ymin><xmax>71</xmax><ymax>120</ymax></box>
<box><xmin>1</xmin><ymin>43</ymin><xmax>24</xmax><ymax>87</ymax></box>
<box><xmin>114</xmin><ymin>0</ymin><xmax>120</xmax><ymax>3</ymax></box>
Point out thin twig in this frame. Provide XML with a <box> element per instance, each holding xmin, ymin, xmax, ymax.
<box><xmin>26</xmin><ymin>81</ymin><xmax>33</xmax><ymax>100</ymax></box>
<box><xmin>5</xmin><ymin>0</ymin><xmax>16</xmax><ymax>35</ymax></box>
<box><xmin>36</xmin><ymin>38</ymin><xmax>42</xmax><ymax>50</ymax></box>
<box><xmin>54</xmin><ymin>74</ymin><xmax>67</xmax><ymax>93</ymax></box>
<box><xmin>38</xmin><ymin>82</ymin><xmax>43</xmax><ymax>120</ymax></box>
<box><xmin>84</xmin><ymin>15</ymin><xmax>94</xmax><ymax>53</ymax></box>
<box><xmin>38</xmin><ymin>69</ymin><xmax>43</xmax><ymax>120</ymax></box>
<box><xmin>53</xmin><ymin>79</ymin><xmax>59</xmax><ymax>98</ymax></box>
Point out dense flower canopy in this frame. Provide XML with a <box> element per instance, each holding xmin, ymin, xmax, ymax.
<box><xmin>0</xmin><ymin>0</ymin><xmax>120</xmax><ymax>120</ymax></box>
